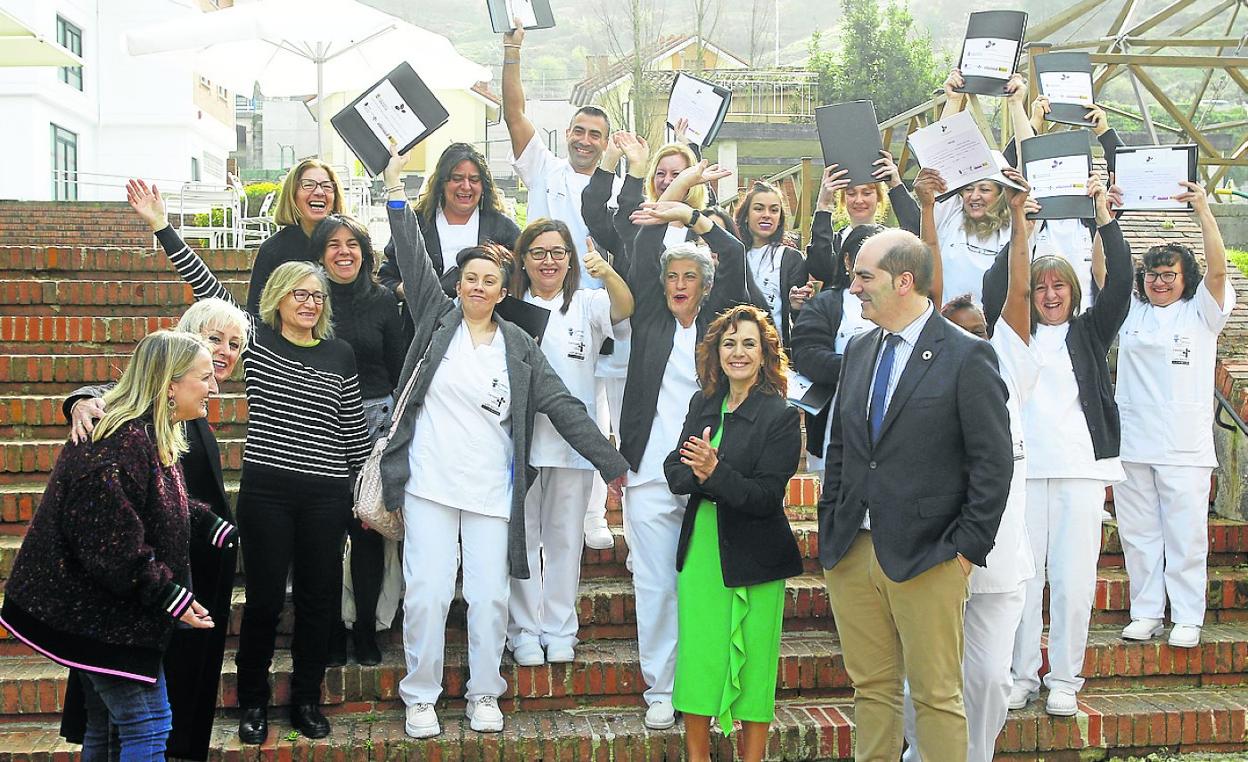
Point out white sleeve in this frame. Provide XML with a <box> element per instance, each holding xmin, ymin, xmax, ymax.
<box><xmin>611</xmin><ymin>315</ymin><xmax>634</xmax><ymax>342</ymax></box>
<box><xmin>933</xmin><ymin>196</ymin><xmax>964</xmax><ymax>248</ymax></box>
<box><xmin>513</xmin><ymin>132</ymin><xmax>557</xmax><ymax>188</ymax></box>
<box><xmin>1195</xmin><ymin>277</ymin><xmax>1236</xmax><ymax>334</ymax></box>
<box><xmin>990</xmin><ymin>317</ymin><xmax>1043</xmax><ymax>403</ymax></box>
<box><xmin>585</xmin><ymin>288</ymin><xmax>615</xmax><ymax>343</ymax></box>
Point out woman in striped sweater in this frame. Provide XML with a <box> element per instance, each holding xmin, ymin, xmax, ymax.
<box><xmin>126</xmin><ymin>179</ymin><xmax>372</xmax><ymax>745</ymax></box>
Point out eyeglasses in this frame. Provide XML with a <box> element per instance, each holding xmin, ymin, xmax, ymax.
<box><xmin>290</xmin><ymin>289</ymin><xmax>327</xmax><ymax>304</ymax></box>
<box><xmin>1143</xmin><ymin>271</ymin><xmax>1179</xmax><ymax>284</ymax></box>
<box><xmin>298</xmin><ymin>179</ymin><xmax>336</xmax><ymax>194</ymax></box>
<box><xmin>527</xmin><ymin>247</ymin><xmax>568</xmax><ymax>261</ymax></box>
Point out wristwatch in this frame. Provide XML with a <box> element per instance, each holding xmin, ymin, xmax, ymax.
<box><xmin>687</xmin><ymin>208</ymin><xmax>702</xmax><ymax>227</ymax></box>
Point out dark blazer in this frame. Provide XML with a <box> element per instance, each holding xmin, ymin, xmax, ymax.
<box><xmin>804</xmin><ymin>185</ymin><xmax>921</xmax><ymax>287</ymax></box>
<box><xmin>58</xmin><ymin>388</ymin><xmax>235</xmax><ymax>761</ymax></box>
<box><xmin>378</xmin><ymin>206</ymin><xmax>520</xmax><ymax>299</ymax></box>
<box><xmin>664</xmin><ymin>388</ymin><xmax>804</xmax><ymax>587</ymax></box>
<box><xmin>982</xmin><ymin>219</ymin><xmax>1133</xmax><ymax>460</ymax></box>
<box><xmin>818</xmin><ymin>311</ymin><xmax>1014</xmax><ymax>582</ymax></box>
<box><xmin>789</xmin><ymin>287</ymin><xmax>847</xmax><ymax>458</ymax></box>
<box><xmin>618</xmin><ymin>222</ymin><xmax>750</xmax><ymax>471</ymax></box>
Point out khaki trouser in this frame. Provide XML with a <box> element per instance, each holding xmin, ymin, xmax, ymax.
<box><xmin>824</xmin><ymin>531</ymin><xmax>969</xmax><ymax>762</ymax></box>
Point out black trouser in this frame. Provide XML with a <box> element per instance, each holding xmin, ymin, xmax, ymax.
<box><xmin>235</xmin><ymin>465</ymin><xmax>351</xmax><ymax>707</ymax></box>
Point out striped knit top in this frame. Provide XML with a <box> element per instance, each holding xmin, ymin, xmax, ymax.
<box><xmin>156</xmin><ymin>227</ymin><xmax>371</xmax><ymax>480</ymax></box>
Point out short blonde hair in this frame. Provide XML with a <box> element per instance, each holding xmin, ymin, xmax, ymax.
<box><xmin>835</xmin><ymin>181</ymin><xmax>892</xmax><ymax>223</ymax></box>
<box><xmin>273</xmin><ymin>159</ymin><xmax>344</xmax><ymax>228</ymax></box>
<box><xmin>95</xmin><ymin>330</ymin><xmax>211</xmax><ymax>466</ymax></box>
<box><xmin>258</xmin><ymin>262</ymin><xmax>334</xmax><ymax>340</ymax></box>
<box><xmin>1030</xmin><ymin>255</ymin><xmax>1082</xmax><ymax>331</ymax></box>
<box><xmin>646</xmin><ymin>143</ymin><xmax>706</xmax><ymax>209</ymax></box>
<box><xmin>177</xmin><ymin>298</ymin><xmax>250</xmax><ymax>355</ymax></box>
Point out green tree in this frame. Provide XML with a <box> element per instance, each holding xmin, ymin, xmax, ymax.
<box><xmin>808</xmin><ymin>0</ymin><xmax>943</xmax><ymax>121</ymax></box>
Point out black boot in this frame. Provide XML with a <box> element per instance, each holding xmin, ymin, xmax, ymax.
<box><xmin>352</xmin><ymin>625</ymin><xmax>382</xmax><ymax>666</ymax></box>
<box><xmin>290</xmin><ymin>703</ymin><xmax>331</xmax><ymax>738</ymax></box>
<box><xmin>327</xmin><ymin>622</ymin><xmax>348</xmax><ymax>667</ymax></box>
<box><xmin>238</xmin><ymin>706</ymin><xmax>269</xmax><ymax>745</ymax></box>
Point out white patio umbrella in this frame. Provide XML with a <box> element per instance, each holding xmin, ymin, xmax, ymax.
<box><xmin>125</xmin><ymin>0</ymin><xmax>491</xmax><ymax>156</ymax></box>
<box><xmin>0</xmin><ymin>7</ymin><xmax>85</xmax><ymax>67</ymax></box>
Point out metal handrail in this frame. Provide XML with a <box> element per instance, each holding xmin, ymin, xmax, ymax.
<box><xmin>1215</xmin><ymin>387</ymin><xmax>1248</xmax><ymax>434</ymax></box>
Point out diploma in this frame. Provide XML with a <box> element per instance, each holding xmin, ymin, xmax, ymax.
<box><xmin>331</xmin><ymin>62</ymin><xmax>450</xmax><ymax>177</ymax></box>
<box><xmin>485</xmin><ymin>0</ymin><xmax>554</xmax><ymax>33</ymax></box>
<box><xmin>955</xmin><ymin>10</ymin><xmax>1028</xmax><ymax>96</ymax></box>
<box><xmin>1039</xmin><ymin>72</ymin><xmax>1093</xmax><ymax>108</ymax></box>
<box><xmin>785</xmin><ymin>369</ymin><xmax>833</xmax><ymax>416</ymax></box>
<box><xmin>960</xmin><ymin>38</ymin><xmax>1019</xmax><ymax>80</ymax></box>
<box><xmin>1025</xmin><ymin>155</ymin><xmax>1088</xmax><ymax>198</ymax></box>
<box><xmin>908</xmin><ymin>111</ymin><xmax>998</xmax><ymax>188</ymax></box>
<box><xmin>1034</xmin><ymin>52</ymin><xmax>1096</xmax><ymax>126</ymax></box>
<box><xmin>505</xmin><ymin>0</ymin><xmax>538</xmax><ymax>28</ymax></box>
<box><xmin>353</xmin><ymin>80</ymin><xmax>426</xmax><ymax>148</ymax></box>
<box><xmin>1114</xmin><ymin>144</ymin><xmax>1198</xmax><ymax>211</ymax></box>
<box><xmin>667</xmin><ymin>73</ymin><xmax>731</xmax><ymax>147</ymax></box>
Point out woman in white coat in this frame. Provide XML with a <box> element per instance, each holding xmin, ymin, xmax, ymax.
<box><xmin>507</xmin><ymin>218</ymin><xmax>634</xmax><ymax>667</ymax></box>
<box><xmin>1115</xmin><ymin>182</ymin><xmax>1234</xmax><ymax>649</ymax></box>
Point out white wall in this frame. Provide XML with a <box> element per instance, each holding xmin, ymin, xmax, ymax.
<box><xmin>0</xmin><ymin>0</ymin><xmax>236</xmax><ymax>201</ymax></box>
<box><xmin>260</xmin><ymin>99</ymin><xmax>319</xmax><ymax>171</ymax></box>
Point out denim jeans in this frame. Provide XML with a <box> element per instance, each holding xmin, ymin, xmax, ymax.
<box><xmin>76</xmin><ymin>667</ymin><xmax>172</xmax><ymax>762</ymax></box>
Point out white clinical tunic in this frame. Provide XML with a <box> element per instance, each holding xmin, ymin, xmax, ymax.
<box><xmin>434</xmin><ymin>207</ymin><xmax>481</xmax><ymax>273</ymax></box>
<box><xmin>627</xmin><ymin>319</ymin><xmax>700</xmax><ymax>489</ymax></box>
<box><xmin>526</xmin><ymin>288</ymin><xmax>616</xmax><ymax>469</ymax></box>
<box><xmin>975</xmin><ymin>318</ymin><xmax>1041</xmax><ymax>594</ymax></box>
<box><xmin>513</xmin><ymin>133</ymin><xmax>610</xmax><ymax>289</ymax></box>
<box><xmin>407</xmin><ymin>323</ymin><xmax>513</xmax><ymax>517</ymax></box>
<box><xmin>1032</xmin><ymin>219</ymin><xmax>1095</xmax><ymax>313</ymax></box>
<box><xmin>807</xmin><ymin>292</ymin><xmax>873</xmax><ymax>474</ymax></box>
<box><xmin>1023</xmin><ymin>323</ymin><xmax>1124</xmax><ymax>483</ymax></box>
<box><xmin>1116</xmin><ymin>281</ymin><xmax>1235</xmax><ymax>467</ymax></box>
<box><xmin>934</xmin><ymin>196</ymin><xmax>1011</xmax><ymax>307</ymax></box>
<box><xmin>747</xmin><ymin>244</ymin><xmax>787</xmax><ymax>336</ymax></box>
<box><xmin>663</xmin><ymin>223</ymin><xmax>689</xmax><ymax>251</ymax></box>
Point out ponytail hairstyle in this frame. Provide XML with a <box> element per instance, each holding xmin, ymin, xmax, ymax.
<box><xmin>94</xmin><ymin>330</ymin><xmax>211</xmax><ymax>466</ymax></box>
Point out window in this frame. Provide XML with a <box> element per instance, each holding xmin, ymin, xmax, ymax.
<box><xmin>51</xmin><ymin>124</ymin><xmax>78</xmax><ymax>201</ymax></box>
<box><xmin>191</xmin><ymin>157</ymin><xmax>201</xmax><ymax>182</ymax></box>
<box><xmin>56</xmin><ymin>17</ymin><xmax>83</xmax><ymax>91</ymax></box>
<box><xmin>217</xmin><ymin>85</ymin><xmax>228</xmax><ymax>100</ymax></box>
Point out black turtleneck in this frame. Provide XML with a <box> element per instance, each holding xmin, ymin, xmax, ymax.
<box><xmin>327</xmin><ymin>279</ymin><xmax>406</xmax><ymax>400</ymax></box>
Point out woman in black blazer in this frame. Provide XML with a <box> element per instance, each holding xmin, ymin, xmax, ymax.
<box><xmin>663</xmin><ymin>304</ymin><xmax>803</xmax><ymax>762</ymax></box>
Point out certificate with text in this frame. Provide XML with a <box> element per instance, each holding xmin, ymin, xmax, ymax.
<box><xmin>1116</xmin><ymin>145</ymin><xmax>1197</xmax><ymax>211</ymax></box>
<box><xmin>667</xmin><ymin>73</ymin><xmax>731</xmax><ymax>147</ymax></box>
<box><xmin>908</xmin><ymin>111</ymin><xmax>997</xmax><ymax>188</ymax></box>
<box><xmin>960</xmin><ymin>38</ymin><xmax>1019</xmax><ymax>80</ymax></box>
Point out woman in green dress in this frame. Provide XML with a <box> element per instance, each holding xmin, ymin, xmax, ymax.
<box><xmin>664</xmin><ymin>303</ymin><xmax>804</xmax><ymax>761</ymax></box>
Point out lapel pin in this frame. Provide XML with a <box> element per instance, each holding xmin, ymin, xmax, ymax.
<box><xmin>922</xmin><ymin>350</ymin><xmax>933</xmax><ymax>361</ymax></box>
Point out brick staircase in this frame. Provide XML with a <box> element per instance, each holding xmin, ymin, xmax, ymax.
<box><xmin>2</xmin><ymin>204</ymin><xmax>1248</xmax><ymax>760</ymax></box>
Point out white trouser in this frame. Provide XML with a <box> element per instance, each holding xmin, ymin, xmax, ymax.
<box><xmin>508</xmin><ymin>467</ymin><xmax>594</xmax><ymax>651</ymax></box>
<box><xmin>623</xmin><ymin>480</ymin><xmax>684</xmax><ymax>705</ymax></box>
<box><xmin>399</xmin><ymin>494</ymin><xmax>509</xmax><ymax>705</ymax></box>
<box><xmin>586</xmin><ymin>377</ymin><xmax>627</xmax><ymax>530</ymax></box>
<box><xmin>1115</xmin><ymin>462</ymin><xmax>1211</xmax><ymax>626</ymax></box>
<box><xmin>902</xmin><ymin>586</ymin><xmax>1026</xmax><ymax>762</ymax></box>
<box><xmin>1011</xmin><ymin>478</ymin><xmax>1105</xmax><ymax>695</ymax></box>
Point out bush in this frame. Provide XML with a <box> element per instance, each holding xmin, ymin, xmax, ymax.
<box><xmin>244</xmin><ymin>182</ymin><xmax>280</xmax><ymax>217</ymax></box>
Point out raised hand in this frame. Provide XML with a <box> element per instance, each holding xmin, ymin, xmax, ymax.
<box><xmin>1001</xmin><ymin>167</ymin><xmax>1031</xmax><ymax>213</ymax></box>
<box><xmin>126</xmin><ymin>179</ymin><xmax>168</xmax><ymax>232</ymax></box>
<box><xmin>679</xmin><ymin>425</ymin><xmax>719</xmax><ymax>482</ymax></box>
<box><xmin>1107</xmin><ymin>172</ymin><xmax>1124</xmax><ymax>213</ymax></box>
<box><xmin>872</xmin><ymin>150</ymin><xmax>903</xmax><ymax>188</ymax></box>
<box><xmin>601</xmin><ymin>132</ymin><xmax>625</xmax><ymax>170</ymax></box>
<box><xmin>1085</xmin><ymin>104</ymin><xmax>1109</xmax><ymax>137</ymax></box>
<box><xmin>629</xmin><ymin>200</ymin><xmax>694</xmax><ymax>227</ymax></box>
<box><xmin>1030</xmin><ymin>95</ymin><xmax>1051</xmax><ymax>132</ymax></box>
<box><xmin>616</xmin><ymin>131</ymin><xmax>650</xmax><ymax>170</ymax></box>
<box><xmin>1004</xmin><ymin>72</ymin><xmax>1028</xmax><ymax>103</ymax></box>
<box><xmin>817</xmin><ymin>165</ymin><xmax>851</xmax><ymax>211</ymax></box>
<box><xmin>383</xmin><ymin>139</ymin><xmax>407</xmax><ymax>192</ymax></box>
<box><xmin>912</xmin><ymin>168</ymin><xmax>947</xmax><ymax>207</ymax></box>
<box><xmin>504</xmin><ymin>17</ymin><xmax>525</xmax><ymax>48</ymax></box>
<box><xmin>944</xmin><ymin>68</ymin><xmax>966</xmax><ymax>103</ymax></box>
<box><xmin>1175</xmin><ymin>180</ymin><xmax>1210</xmax><ymax>215</ymax></box>
<box><xmin>582</xmin><ymin>238</ymin><xmax>611</xmax><ymax>279</ymax></box>
<box><xmin>672</xmin><ymin>117</ymin><xmax>691</xmax><ymax>145</ymax></box>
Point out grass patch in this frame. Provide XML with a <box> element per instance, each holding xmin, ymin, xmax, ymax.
<box><xmin>1229</xmin><ymin>248</ymin><xmax>1248</xmax><ymax>278</ymax></box>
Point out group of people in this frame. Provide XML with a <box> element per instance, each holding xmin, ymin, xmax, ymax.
<box><xmin>0</xmin><ymin>26</ymin><xmax>1235</xmax><ymax>762</ymax></box>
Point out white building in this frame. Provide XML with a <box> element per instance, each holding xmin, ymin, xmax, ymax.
<box><xmin>0</xmin><ymin>0</ymin><xmax>236</xmax><ymax>202</ymax></box>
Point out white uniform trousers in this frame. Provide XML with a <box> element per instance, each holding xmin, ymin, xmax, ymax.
<box><xmin>1011</xmin><ymin>478</ymin><xmax>1105</xmax><ymax>695</ymax></box>
<box><xmin>508</xmin><ymin>467</ymin><xmax>594</xmax><ymax>650</ymax></box>
<box><xmin>1115</xmin><ymin>462</ymin><xmax>1211</xmax><ymax>626</ymax></box>
<box><xmin>623</xmin><ymin>480</ymin><xmax>685</xmax><ymax>705</ymax></box>
<box><xmin>586</xmin><ymin>377</ymin><xmax>627</xmax><ymax>530</ymax></box>
<box><xmin>399</xmin><ymin>494</ymin><xmax>510</xmax><ymax>705</ymax></box>
<box><xmin>902</xmin><ymin>586</ymin><xmax>1027</xmax><ymax>762</ymax></box>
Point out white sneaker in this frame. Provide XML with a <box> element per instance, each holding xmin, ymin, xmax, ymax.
<box><xmin>1007</xmin><ymin>683</ymin><xmax>1036</xmax><ymax>710</ymax></box>
<box><xmin>512</xmin><ymin>642</ymin><xmax>545</xmax><ymax>667</ymax></box>
<box><xmin>466</xmin><ymin>696</ymin><xmax>504</xmax><ymax>733</ymax></box>
<box><xmin>545</xmin><ymin>643</ymin><xmax>575</xmax><ymax>663</ymax></box>
<box><xmin>1121</xmin><ymin>617</ymin><xmax>1165</xmax><ymax>641</ymax></box>
<box><xmin>584</xmin><ymin>519</ymin><xmax>615</xmax><ymax>550</ymax></box>
<box><xmin>1045</xmin><ymin>688</ymin><xmax>1078</xmax><ymax>717</ymax></box>
<box><xmin>1168</xmin><ymin>624</ymin><xmax>1201</xmax><ymax>648</ymax></box>
<box><xmin>644</xmin><ymin>700</ymin><xmax>676</xmax><ymax>730</ymax></box>
<box><xmin>405</xmin><ymin>703</ymin><xmax>440</xmax><ymax>738</ymax></box>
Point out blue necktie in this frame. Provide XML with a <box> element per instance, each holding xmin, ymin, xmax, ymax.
<box><xmin>869</xmin><ymin>334</ymin><xmax>901</xmax><ymax>444</ymax></box>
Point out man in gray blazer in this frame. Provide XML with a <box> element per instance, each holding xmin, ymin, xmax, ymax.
<box><xmin>818</xmin><ymin>229</ymin><xmax>1013</xmax><ymax>761</ymax></box>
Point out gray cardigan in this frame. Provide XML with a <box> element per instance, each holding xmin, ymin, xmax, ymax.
<box><xmin>379</xmin><ymin>203</ymin><xmax>629</xmax><ymax>579</ymax></box>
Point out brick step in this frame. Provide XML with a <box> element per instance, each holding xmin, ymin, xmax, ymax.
<box><xmin>0</xmin><ymin>354</ymin><xmax>246</xmax><ymax>394</ymax></box>
<box><xmin>0</xmin><ymin>246</ymin><xmax>256</xmax><ymax>280</ymax></box>
<box><xmin>0</xmin><ymin>316</ymin><xmax>182</xmax><ymax>355</ymax></box>
<box><xmin>7</xmin><ymin>624</ymin><xmax>1248</xmax><ymax>721</ymax></box>
<box><xmin>0</xmin><ymin>203</ymin><xmax>166</xmax><ymax>247</ymax></box>
<box><xmin>0</xmin><ymin>394</ymin><xmax>249</xmax><ymax>437</ymax></box>
<box><xmin>7</xmin><ymin>687</ymin><xmax>1248</xmax><ymax>761</ymax></box>
<box><xmin>0</xmin><ymin>279</ymin><xmax>247</xmax><ymax>314</ymax></box>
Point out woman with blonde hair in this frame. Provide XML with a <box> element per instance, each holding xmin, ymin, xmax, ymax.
<box><xmin>125</xmin><ymin>179</ymin><xmax>371</xmax><ymax>745</ymax></box>
<box><xmin>246</xmin><ymin>158</ymin><xmax>345</xmax><ymax>312</ymax></box>
<box><xmin>664</xmin><ymin>304</ymin><xmax>803</xmax><ymax>762</ymax></box>
<box><xmin>1</xmin><ymin>330</ymin><xmax>233</xmax><ymax>760</ymax></box>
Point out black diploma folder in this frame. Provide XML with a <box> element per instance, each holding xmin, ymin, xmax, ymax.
<box><xmin>955</xmin><ymin>10</ymin><xmax>1028</xmax><ymax>96</ymax></box>
<box><xmin>330</xmin><ymin>62</ymin><xmax>449</xmax><ymax>177</ymax></box>
<box><xmin>1019</xmin><ymin>131</ymin><xmax>1094</xmax><ymax>220</ymax></box>
<box><xmin>815</xmin><ymin>100</ymin><xmax>883</xmax><ymax>187</ymax></box>
<box><xmin>485</xmin><ymin>0</ymin><xmax>555</xmax><ymax>33</ymax></box>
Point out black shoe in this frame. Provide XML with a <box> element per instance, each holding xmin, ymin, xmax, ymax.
<box><xmin>353</xmin><ymin>626</ymin><xmax>382</xmax><ymax>666</ymax></box>
<box><xmin>327</xmin><ymin>623</ymin><xmax>348</xmax><ymax>667</ymax></box>
<box><xmin>290</xmin><ymin>703</ymin><xmax>331</xmax><ymax>739</ymax></box>
<box><xmin>238</xmin><ymin>706</ymin><xmax>269</xmax><ymax>745</ymax></box>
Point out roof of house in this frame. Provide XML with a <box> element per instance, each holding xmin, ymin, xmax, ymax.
<box><xmin>569</xmin><ymin>34</ymin><xmax>749</xmax><ymax>105</ymax></box>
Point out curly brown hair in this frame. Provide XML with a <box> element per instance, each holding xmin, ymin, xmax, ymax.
<box><xmin>695</xmin><ymin>304</ymin><xmax>789</xmax><ymax>399</ymax></box>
